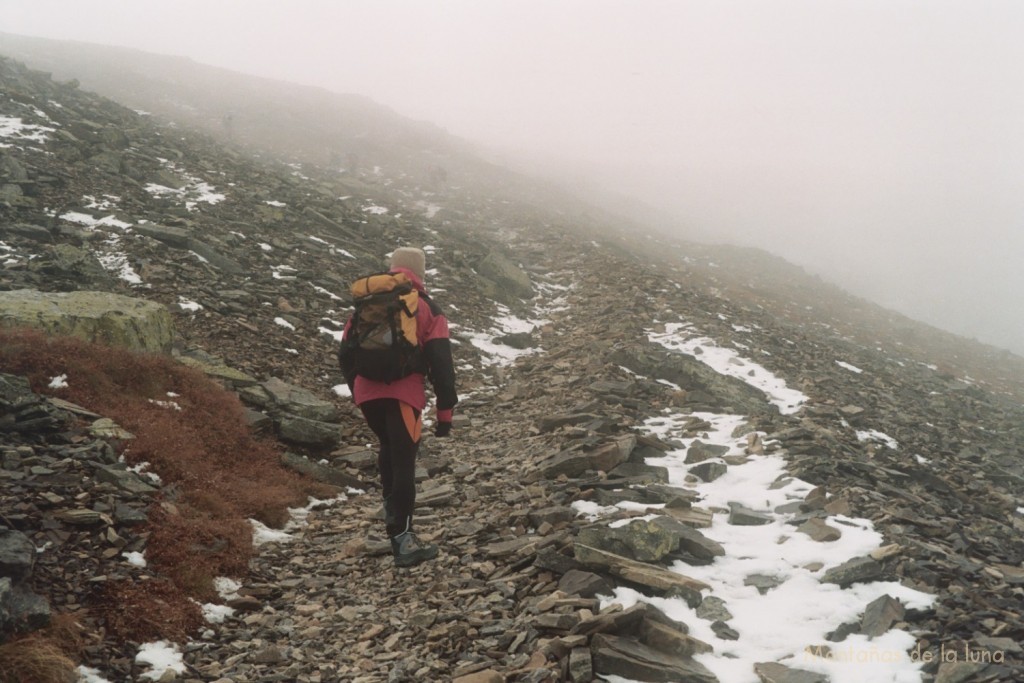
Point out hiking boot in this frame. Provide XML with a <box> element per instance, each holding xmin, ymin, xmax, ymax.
<box><xmin>390</xmin><ymin>531</ymin><xmax>438</xmax><ymax>568</ymax></box>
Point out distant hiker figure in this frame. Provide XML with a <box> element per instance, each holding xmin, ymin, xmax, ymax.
<box><xmin>339</xmin><ymin>247</ymin><xmax>458</xmax><ymax>567</ymax></box>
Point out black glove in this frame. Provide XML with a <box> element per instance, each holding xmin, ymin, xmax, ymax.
<box><xmin>435</xmin><ymin>421</ymin><xmax>452</xmax><ymax>437</ymax></box>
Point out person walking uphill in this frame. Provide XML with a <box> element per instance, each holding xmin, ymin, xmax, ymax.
<box><xmin>338</xmin><ymin>247</ymin><xmax>458</xmax><ymax>567</ymax></box>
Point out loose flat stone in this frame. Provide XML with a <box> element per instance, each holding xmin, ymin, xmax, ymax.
<box><xmin>797</xmin><ymin>517</ymin><xmax>842</xmax><ymax>542</ymax></box>
<box><xmin>754</xmin><ymin>661</ymin><xmax>828</xmax><ymax>683</ymax></box>
<box><xmin>821</xmin><ymin>556</ymin><xmax>884</xmax><ymax>587</ymax></box>
<box><xmin>590</xmin><ymin>634</ymin><xmax>718</xmax><ymax>683</ymax></box>
<box><xmin>860</xmin><ymin>594</ymin><xmax>905</xmax><ymax>637</ymax></box>
<box><xmin>689</xmin><ymin>462</ymin><xmax>728</xmax><ymax>482</ymax></box>
<box><xmin>685</xmin><ymin>440</ymin><xmax>729</xmax><ymax>464</ymax></box>
<box><xmin>573</xmin><ymin>545</ymin><xmax>708</xmax><ymax>607</ymax></box>
<box><xmin>728</xmin><ymin>503</ymin><xmax>773</xmax><ymax>526</ymax></box>
<box><xmin>744</xmin><ymin>574</ymin><xmax>784</xmax><ymax>595</ymax></box>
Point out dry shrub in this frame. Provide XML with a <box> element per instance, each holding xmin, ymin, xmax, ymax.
<box><xmin>42</xmin><ymin>612</ymin><xmax>87</xmax><ymax>658</ymax></box>
<box><xmin>94</xmin><ymin>579</ymin><xmax>203</xmax><ymax>643</ymax></box>
<box><xmin>0</xmin><ymin>328</ymin><xmax>335</xmax><ymax>642</ymax></box>
<box><xmin>144</xmin><ymin>505</ymin><xmax>251</xmax><ymax>601</ymax></box>
<box><xmin>0</xmin><ymin>634</ymin><xmax>76</xmax><ymax>683</ymax></box>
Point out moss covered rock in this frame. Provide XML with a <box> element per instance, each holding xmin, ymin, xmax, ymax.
<box><xmin>0</xmin><ymin>289</ymin><xmax>173</xmax><ymax>353</ymax></box>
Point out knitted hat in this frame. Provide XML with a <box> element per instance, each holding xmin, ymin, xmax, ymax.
<box><xmin>389</xmin><ymin>247</ymin><xmax>426</xmax><ymax>282</ymax></box>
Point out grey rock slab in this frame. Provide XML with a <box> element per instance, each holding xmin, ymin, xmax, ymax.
<box><xmin>573</xmin><ymin>544</ymin><xmax>708</xmax><ymax>607</ymax></box>
<box><xmin>753</xmin><ymin>662</ymin><xmax>828</xmax><ymax>683</ymax></box>
<box><xmin>261</xmin><ymin>377</ymin><xmax>339</xmax><ymax>422</ymax></box>
<box><xmin>0</xmin><ymin>529</ymin><xmax>36</xmax><ymax>581</ymax></box>
<box><xmin>591</xmin><ymin>633</ymin><xmax>718</xmax><ymax>683</ymax></box>
<box><xmin>577</xmin><ymin>519</ymin><xmax>677</xmax><ymax>563</ymax></box>
<box><xmin>0</xmin><ymin>289</ymin><xmax>174</xmax><ymax>352</ymax></box>
<box><xmin>558</xmin><ymin>569</ymin><xmax>613</xmax><ymax>598</ymax></box>
<box><xmin>279</xmin><ymin>452</ymin><xmax>360</xmax><ymax>488</ymax></box>
<box><xmin>533</xmin><ymin>435</ymin><xmax>636</xmax><ymax>480</ymax></box>
<box><xmin>650</xmin><ymin>516</ymin><xmax>725</xmax><ymax>561</ymax></box>
<box><xmin>278</xmin><ymin>414</ymin><xmax>341</xmax><ymax>449</ymax></box>
<box><xmin>935</xmin><ymin>660</ymin><xmax>992</xmax><ymax>683</ymax></box>
<box><xmin>0</xmin><ymin>577</ymin><xmax>51</xmax><ymax>635</ymax></box>
<box><xmin>528</xmin><ymin>506</ymin><xmax>575</xmax><ymax>528</ymax></box>
<box><xmin>685</xmin><ymin>440</ymin><xmax>730</xmax><ymax>464</ymax></box>
<box><xmin>821</xmin><ymin>556</ymin><xmax>884</xmax><ymax>588</ymax></box>
<box><xmin>639</xmin><ymin>619</ymin><xmax>713</xmax><ymax>657</ymax></box>
<box><xmin>744</xmin><ymin>574</ymin><xmax>785</xmax><ymax>595</ymax></box>
<box><xmin>728</xmin><ymin>503</ymin><xmax>774</xmax><ymax>526</ymax></box>
<box><xmin>644</xmin><ymin>484</ymin><xmax>700</xmax><ymax>508</ymax></box>
<box><xmin>797</xmin><ymin>517</ymin><xmax>842</xmax><ymax>542</ymax></box>
<box><xmin>94</xmin><ymin>466</ymin><xmax>158</xmax><ymax>495</ymax></box>
<box><xmin>568</xmin><ymin>647</ymin><xmax>593</xmax><ymax>682</ymax></box>
<box><xmin>689</xmin><ymin>461</ymin><xmax>728</xmax><ymax>482</ymax></box>
<box><xmin>696</xmin><ymin>596</ymin><xmax>733</xmax><ymax>622</ymax></box>
<box><xmin>477</xmin><ymin>250</ymin><xmax>535</xmax><ymax>301</ymax></box>
<box><xmin>860</xmin><ymin>594</ymin><xmax>905</xmax><ymax>637</ymax></box>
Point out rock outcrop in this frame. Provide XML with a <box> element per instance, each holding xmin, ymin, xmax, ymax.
<box><xmin>0</xmin><ymin>289</ymin><xmax>173</xmax><ymax>353</ymax></box>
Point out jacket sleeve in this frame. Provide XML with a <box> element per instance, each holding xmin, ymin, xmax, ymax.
<box><xmin>419</xmin><ymin>296</ymin><xmax>458</xmax><ymax>411</ymax></box>
<box><xmin>338</xmin><ymin>317</ymin><xmax>357</xmax><ymax>394</ymax></box>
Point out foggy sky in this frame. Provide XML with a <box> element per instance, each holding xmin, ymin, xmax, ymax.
<box><xmin>5</xmin><ymin>0</ymin><xmax>1023</xmax><ymax>354</ymax></box>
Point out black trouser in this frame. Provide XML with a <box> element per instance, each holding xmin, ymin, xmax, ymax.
<box><xmin>360</xmin><ymin>399</ymin><xmax>421</xmax><ymax>538</ymax></box>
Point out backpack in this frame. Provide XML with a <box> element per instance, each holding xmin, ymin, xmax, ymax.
<box><xmin>341</xmin><ymin>271</ymin><xmax>424</xmax><ymax>383</ymax></box>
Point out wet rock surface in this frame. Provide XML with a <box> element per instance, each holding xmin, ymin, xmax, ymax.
<box><xmin>0</xmin><ymin>53</ymin><xmax>1023</xmax><ymax>683</ymax></box>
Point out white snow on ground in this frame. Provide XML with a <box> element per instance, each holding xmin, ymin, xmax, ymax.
<box><xmin>122</xmin><ymin>550</ymin><xmax>146</xmax><ymax>567</ymax></box>
<box><xmin>126</xmin><ymin>461</ymin><xmax>162</xmax><ymax>486</ymax></box>
<box><xmin>83</xmin><ymin>194</ymin><xmax>122</xmax><ymax>211</ymax></box>
<box><xmin>249</xmin><ymin>495</ymin><xmax>349</xmax><ymax>546</ymax></box>
<box><xmin>48</xmin><ymin>374</ymin><xmax>68</xmax><ymax>389</ymax></box>
<box><xmin>584</xmin><ymin>341</ymin><xmax>933</xmax><ymax>683</ymax></box>
<box><xmin>202</xmin><ymin>576</ymin><xmax>241</xmax><ymax>624</ymax></box>
<box><xmin>1</xmin><ymin>241</ymin><xmax>16</xmax><ymax>264</ymax></box>
<box><xmin>837</xmin><ymin>360</ymin><xmax>864</xmax><ymax>374</ymax></box>
<box><xmin>418</xmin><ymin>202</ymin><xmax>442</xmax><ymax>218</ymax></box>
<box><xmin>308</xmin><ymin>235</ymin><xmax>330</xmax><ymax>245</ymax></box>
<box><xmin>60</xmin><ymin>210</ymin><xmax>133</xmax><ymax>230</ymax></box>
<box><xmin>271</xmin><ymin>264</ymin><xmax>297</xmax><ymax>279</ymax></box>
<box><xmin>0</xmin><ymin>115</ymin><xmax>55</xmax><ymax>147</ymax></box>
<box><xmin>135</xmin><ymin>643</ymin><xmax>185</xmax><ymax>679</ymax></box>
<box><xmin>332</xmin><ymin>383</ymin><xmax>352</xmax><ymax>398</ymax></box>
<box><xmin>273</xmin><ymin>317</ymin><xmax>296</xmax><ymax>331</ymax></box>
<box><xmin>857</xmin><ymin>429</ymin><xmax>900</xmax><ymax>450</ymax></box>
<box><xmin>648</xmin><ymin>322</ymin><xmax>808</xmax><ymax>414</ymax></box>
<box><xmin>311</xmin><ymin>284</ymin><xmax>344</xmax><ymax>302</ymax></box>
<box><xmin>97</xmin><ymin>248</ymin><xmax>143</xmax><ymax>284</ymax></box>
<box><xmin>77</xmin><ymin>666</ymin><xmax>113</xmax><ymax>683</ymax></box>
<box><xmin>260</xmin><ymin>242</ymin><xmax>273</xmax><ymax>251</ymax></box>
<box><xmin>57</xmin><ymin>210</ymin><xmax>144</xmax><ymax>284</ymax></box>
<box><xmin>178</xmin><ymin>297</ymin><xmax>203</xmax><ymax>312</ymax></box>
<box><xmin>265</xmin><ymin>200</ymin><xmax>286</xmax><ymax>207</ymax></box>
<box><xmin>319</xmin><ymin>325</ymin><xmax>344</xmax><ymax>343</ymax></box>
<box><xmin>363</xmin><ymin>204</ymin><xmax>389</xmax><ymax>215</ymax></box>
<box><xmin>1017</xmin><ymin>507</ymin><xmax>1024</xmax><ymax>515</ymax></box>
<box><xmin>144</xmin><ymin>168</ymin><xmax>225</xmax><ymax>210</ymax></box>
<box><xmin>460</xmin><ymin>304</ymin><xmax>545</xmax><ymax>367</ymax></box>
<box><xmin>135</xmin><ymin>641</ymin><xmax>185</xmax><ymax>681</ymax></box>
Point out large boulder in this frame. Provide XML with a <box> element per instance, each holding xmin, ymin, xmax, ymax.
<box><xmin>478</xmin><ymin>251</ymin><xmax>534</xmax><ymax>303</ymax></box>
<box><xmin>0</xmin><ymin>289</ymin><xmax>174</xmax><ymax>353</ymax></box>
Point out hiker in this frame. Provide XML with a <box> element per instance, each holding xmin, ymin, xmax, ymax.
<box><xmin>339</xmin><ymin>247</ymin><xmax>458</xmax><ymax>567</ymax></box>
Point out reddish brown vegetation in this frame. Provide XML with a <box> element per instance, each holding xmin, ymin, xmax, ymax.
<box><xmin>0</xmin><ymin>328</ymin><xmax>334</xmax><ymax>646</ymax></box>
<box><xmin>0</xmin><ymin>614</ymin><xmax>85</xmax><ymax>683</ymax></box>
<box><xmin>96</xmin><ymin>579</ymin><xmax>205</xmax><ymax>643</ymax></box>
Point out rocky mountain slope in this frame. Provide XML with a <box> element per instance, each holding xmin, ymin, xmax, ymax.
<box><xmin>2</xmin><ymin>51</ymin><xmax>1023</xmax><ymax>683</ymax></box>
